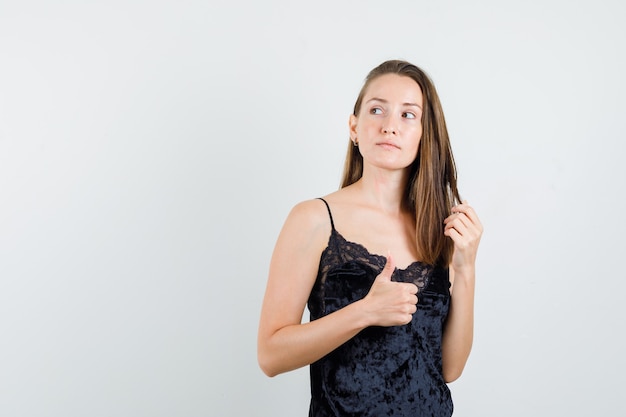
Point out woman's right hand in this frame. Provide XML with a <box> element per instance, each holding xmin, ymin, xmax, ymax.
<box><xmin>361</xmin><ymin>253</ymin><xmax>418</xmax><ymax>327</ymax></box>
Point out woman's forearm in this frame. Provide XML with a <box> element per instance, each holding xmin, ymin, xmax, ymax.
<box><xmin>258</xmin><ymin>300</ymin><xmax>370</xmax><ymax>377</ymax></box>
<box><xmin>441</xmin><ymin>267</ymin><xmax>475</xmax><ymax>382</ymax></box>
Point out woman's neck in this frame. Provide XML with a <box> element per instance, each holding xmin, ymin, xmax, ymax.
<box><xmin>355</xmin><ymin>167</ymin><xmax>409</xmax><ymax>215</ymax></box>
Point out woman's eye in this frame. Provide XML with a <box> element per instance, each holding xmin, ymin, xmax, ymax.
<box><xmin>402</xmin><ymin>112</ymin><xmax>416</xmax><ymax>119</ymax></box>
<box><xmin>370</xmin><ymin>107</ymin><xmax>383</xmax><ymax>115</ymax></box>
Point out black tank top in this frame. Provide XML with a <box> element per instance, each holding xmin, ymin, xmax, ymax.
<box><xmin>307</xmin><ymin>198</ymin><xmax>453</xmax><ymax>416</ymax></box>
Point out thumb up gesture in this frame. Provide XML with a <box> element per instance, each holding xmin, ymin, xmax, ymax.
<box><xmin>362</xmin><ymin>253</ymin><xmax>418</xmax><ymax>327</ymax></box>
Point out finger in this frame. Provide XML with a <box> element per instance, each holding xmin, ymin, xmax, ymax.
<box><xmin>452</xmin><ymin>202</ymin><xmax>482</xmax><ymax>228</ymax></box>
<box><xmin>444</xmin><ymin>212</ymin><xmax>470</xmax><ymax>230</ymax></box>
<box><xmin>378</xmin><ymin>252</ymin><xmax>395</xmax><ymax>281</ymax></box>
<box><xmin>445</xmin><ymin>212</ymin><xmax>483</xmax><ymax>241</ymax></box>
<box><xmin>444</xmin><ymin>226</ymin><xmax>463</xmax><ymax>243</ymax></box>
<box><xmin>405</xmin><ymin>283</ymin><xmax>418</xmax><ymax>295</ymax></box>
<box><xmin>445</xmin><ymin>222</ymin><xmax>483</xmax><ymax>251</ymax></box>
<box><xmin>452</xmin><ymin>199</ymin><xmax>470</xmax><ymax>212</ymax></box>
<box><xmin>444</xmin><ymin>205</ymin><xmax>472</xmax><ymax>221</ymax></box>
<box><xmin>448</xmin><ymin>204</ymin><xmax>472</xmax><ymax>219</ymax></box>
<box><xmin>445</xmin><ymin>216</ymin><xmax>470</xmax><ymax>237</ymax></box>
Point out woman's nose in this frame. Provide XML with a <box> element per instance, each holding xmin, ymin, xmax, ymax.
<box><xmin>382</xmin><ymin>120</ymin><xmax>397</xmax><ymax>135</ymax></box>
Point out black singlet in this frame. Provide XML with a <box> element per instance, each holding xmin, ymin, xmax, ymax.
<box><xmin>307</xmin><ymin>198</ymin><xmax>453</xmax><ymax>416</ymax></box>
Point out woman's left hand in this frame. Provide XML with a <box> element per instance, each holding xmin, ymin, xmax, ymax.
<box><xmin>443</xmin><ymin>200</ymin><xmax>483</xmax><ymax>273</ymax></box>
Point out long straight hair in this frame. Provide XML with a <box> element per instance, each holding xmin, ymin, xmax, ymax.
<box><xmin>341</xmin><ymin>60</ymin><xmax>461</xmax><ymax>267</ymax></box>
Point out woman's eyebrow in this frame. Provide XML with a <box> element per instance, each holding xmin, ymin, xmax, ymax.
<box><xmin>366</xmin><ymin>97</ymin><xmax>422</xmax><ymax>109</ymax></box>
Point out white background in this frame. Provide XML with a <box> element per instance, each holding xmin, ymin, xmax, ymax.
<box><xmin>1</xmin><ymin>1</ymin><xmax>625</xmax><ymax>416</ymax></box>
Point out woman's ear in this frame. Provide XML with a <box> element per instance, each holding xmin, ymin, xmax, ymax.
<box><xmin>349</xmin><ymin>114</ymin><xmax>358</xmax><ymax>140</ymax></box>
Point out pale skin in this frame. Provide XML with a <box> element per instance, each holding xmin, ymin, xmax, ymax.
<box><xmin>257</xmin><ymin>74</ymin><xmax>483</xmax><ymax>382</ymax></box>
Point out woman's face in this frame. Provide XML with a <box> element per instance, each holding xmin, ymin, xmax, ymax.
<box><xmin>350</xmin><ymin>73</ymin><xmax>424</xmax><ymax>173</ymax></box>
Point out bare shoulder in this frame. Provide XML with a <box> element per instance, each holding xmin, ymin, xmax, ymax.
<box><xmin>287</xmin><ymin>198</ymin><xmax>330</xmax><ymax>227</ymax></box>
<box><xmin>288</xmin><ymin>185</ymin><xmax>365</xmax><ymax>233</ymax></box>
<box><xmin>278</xmin><ymin>198</ymin><xmax>333</xmax><ymax>247</ymax></box>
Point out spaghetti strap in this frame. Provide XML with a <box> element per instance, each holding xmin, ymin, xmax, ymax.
<box><xmin>317</xmin><ymin>198</ymin><xmax>336</xmax><ymax>231</ymax></box>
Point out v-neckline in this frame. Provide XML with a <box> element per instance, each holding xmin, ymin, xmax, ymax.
<box><xmin>331</xmin><ymin>228</ymin><xmax>425</xmax><ymax>272</ymax></box>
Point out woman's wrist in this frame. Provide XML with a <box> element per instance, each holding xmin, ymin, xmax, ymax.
<box><xmin>451</xmin><ymin>264</ymin><xmax>475</xmax><ymax>279</ymax></box>
<box><xmin>351</xmin><ymin>298</ymin><xmax>374</xmax><ymax>329</ymax></box>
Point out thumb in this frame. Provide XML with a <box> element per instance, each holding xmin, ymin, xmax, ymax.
<box><xmin>378</xmin><ymin>251</ymin><xmax>395</xmax><ymax>281</ymax></box>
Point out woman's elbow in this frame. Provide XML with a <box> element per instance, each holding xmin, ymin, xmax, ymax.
<box><xmin>441</xmin><ymin>341</ymin><xmax>472</xmax><ymax>383</ymax></box>
<box><xmin>257</xmin><ymin>345</ymin><xmax>281</xmax><ymax>377</ymax></box>
<box><xmin>443</xmin><ymin>367</ymin><xmax>463</xmax><ymax>383</ymax></box>
<box><xmin>442</xmin><ymin>358</ymin><xmax>469</xmax><ymax>383</ymax></box>
<box><xmin>258</xmin><ymin>359</ymin><xmax>279</xmax><ymax>378</ymax></box>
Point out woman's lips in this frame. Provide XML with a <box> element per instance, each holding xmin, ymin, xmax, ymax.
<box><xmin>376</xmin><ymin>141</ymin><xmax>400</xmax><ymax>149</ymax></box>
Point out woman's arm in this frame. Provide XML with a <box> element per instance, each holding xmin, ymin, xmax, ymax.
<box><xmin>257</xmin><ymin>200</ymin><xmax>418</xmax><ymax>377</ymax></box>
<box><xmin>441</xmin><ymin>201</ymin><xmax>483</xmax><ymax>382</ymax></box>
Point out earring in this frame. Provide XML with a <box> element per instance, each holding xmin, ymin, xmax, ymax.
<box><xmin>353</xmin><ymin>138</ymin><xmax>358</xmax><ymax>147</ymax></box>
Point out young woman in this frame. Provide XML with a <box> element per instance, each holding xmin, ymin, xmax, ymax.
<box><xmin>258</xmin><ymin>60</ymin><xmax>482</xmax><ymax>416</ymax></box>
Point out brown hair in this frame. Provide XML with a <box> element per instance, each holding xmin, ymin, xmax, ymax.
<box><xmin>341</xmin><ymin>59</ymin><xmax>461</xmax><ymax>266</ymax></box>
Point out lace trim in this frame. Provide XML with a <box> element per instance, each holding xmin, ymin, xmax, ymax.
<box><xmin>321</xmin><ymin>229</ymin><xmax>432</xmax><ymax>291</ymax></box>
